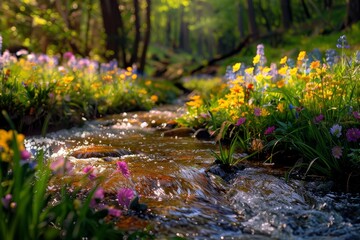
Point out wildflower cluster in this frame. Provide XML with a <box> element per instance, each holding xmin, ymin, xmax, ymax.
<box><xmin>1</xmin><ymin>128</ymin><xmax>146</xmax><ymax>239</ymax></box>
<box><xmin>179</xmin><ymin>35</ymin><xmax>360</xmax><ymax>179</ymax></box>
<box><xmin>0</xmin><ymin>47</ymin><xmax>180</xmax><ymax>133</ymax></box>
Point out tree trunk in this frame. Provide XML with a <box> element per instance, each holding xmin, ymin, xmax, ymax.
<box><xmin>139</xmin><ymin>0</ymin><xmax>151</xmax><ymax>74</ymax></box>
<box><xmin>179</xmin><ymin>6</ymin><xmax>190</xmax><ymax>52</ymax></box>
<box><xmin>346</xmin><ymin>0</ymin><xmax>360</xmax><ymax>27</ymax></box>
<box><xmin>130</xmin><ymin>0</ymin><xmax>141</xmax><ymax>65</ymax></box>
<box><xmin>280</xmin><ymin>0</ymin><xmax>292</xmax><ymax>30</ymax></box>
<box><xmin>100</xmin><ymin>0</ymin><xmax>126</xmax><ymax>64</ymax></box>
<box><xmin>324</xmin><ymin>0</ymin><xmax>332</xmax><ymax>9</ymax></box>
<box><xmin>258</xmin><ymin>0</ymin><xmax>272</xmax><ymax>33</ymax></box>
<box><xmin>300</xmin><ymin>0</ymin><xmax>311</xmax><ymax>19</ymax></box>
<box><xmin>237</xmin><ymin>1</ymin><xmax>245</xmax><ymax>38</ymax></box>
<box><xmin>247</xmin><ymin>0</ymin><xmax>258</xmax><ymax>37</ymax></box>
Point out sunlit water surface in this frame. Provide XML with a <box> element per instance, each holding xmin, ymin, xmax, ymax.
<box><xmin>26</xmin><ymin>106</ymin><xmax>360</xmax><ymax>239</ymax></box>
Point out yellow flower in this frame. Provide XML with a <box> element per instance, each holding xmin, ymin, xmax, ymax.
<box><xmin>280</xmin><ymin>56</ymin><xmax>288</xmax><ymax>65</ymax></box>
<box><xmin>145</xmin><ymin>80</ymin><xmax>152</xmax><ymax>86</ymax></box>
<box><xmin>277</xmin><ymin>103</ymin><xmax>284</xmax><ymax>112</ymax></box>
<box><xmin>261</xmin><ymin>108</ymin><xmax>270</xmax><ymax>116</ymax></box>
<box><xmin>310</xmin><ymin>61</ymin><xmax>320</xmax><ymax>69</ymax></box>
<box><xmin>0</xmin><ymin>130</ymin><xmax>25</xmax><ymax>162</ymax></box>
<box><xmin>278</xmin><ymin>66</ymin><xmax>288</xmax><ymax>75</ymax></box>
<box><xmin>62</xmin><ymin>76</ymin><xmax>74</xmax><ymax>84</ymax></box>
<box><xmin>233</xmin><ymin>63</ymin><xmax>241</xmax><ymax>73</ymax></box>
<box><xmin>297</xmin><ymin>51</ymin><xmax>306</xmax><ymax>61</ymax></box>
<box><xmin>276</xmin><ymin>79</ymin><xmax>285</xmax><ymax>88</ymax></box>
<box><xmin>150</xmin><ymin>95</ymin><xmax>158</xmax><ymax>103</ymax></box>
<box><xmin>138</xmin><ymin>88</ymin><xmax>147</xmax><ymax>95</ymax></box>
<box><xmin>186</xmin><ymin>95</ymin><xmax>202</xmax><ymax>108</ymax></box>
<box><xmin>290</xmin><ymin>67</ymin><xmax>298</xmax><ymax>76</ymax></box>
<box><xmin>245</xmin><ymin>67</ymin><xmax>254</xmax><ymax>75</ymax></box>
<box><xmin>253</xmin><ymin>54</ymin><xmax>261</xmax><ymax>65</ymax></box>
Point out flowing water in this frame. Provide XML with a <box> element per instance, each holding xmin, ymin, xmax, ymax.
<box><xmin>26</xmin><ymin>105</ymin><xmax>360</xmax><ymax>239</ymax></box>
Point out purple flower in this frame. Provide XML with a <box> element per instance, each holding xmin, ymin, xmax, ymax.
<box><xmin>331</xmin><ymin>146</ymin><xmax>343</xmax><ymax>159</ymax></box>
<box><xmin>314</xmin><ymin>114</ymin><xmax>324</xmax><ymax>123</ymax></box>
<box><xmin>20</xmin><ymin>150</ymin><xmax>31</xmax><ymax>160</ymax></box>
<box><xmin>330</xmin><ymin>124</ymin><xmax>342</xmax><ymax>138</ymax></box>
<box><xmin>346</xmin><ymin>128</ymin><xmax>360</xmax><ymax>142</ymax></box>
<box><xmin>353</xmin><ymin>111</ymin><xmax>360</xmax><ymax>120</ymax></box>
<box><xmin>107</xmin><ymin>207</ymin><xmax>122</xmax><ymax>217</ymax></box>
<box><xmin>1</xmin><ymin>194</ymin><xmax>12</xmax><ymax>209</ymax></box>
<box><xmin>83</xmin><ymin>165</ymin><xmax>97</xmax><ymax>180</ymax></box>
<box><xmin>117</xmin><ymin>188</ymin><xmax>134</xmax><ymax>208</ymax></box>
<box><xmin>254</xmin><ymin>107</ymin><xmax>261</xmax><ymax>117</ymax></box>
<box><xmin>50</xmin><ymin>157</ymin><xmax>74</xmax><ymax>175</ymax></box>
<box><xmin>90</xmin><ymin>187</ymin><xmax>105</xmax><ymax>207</ymax></box>
<box><xmin>116</xmin><ymin>161</ymin><xmax>130</xmax><ymax>178</ymax></box>
<box><xmin>264</xmin><ymin>126</ymin><xmax>276</xmax><ymax>135</ymax></box>
<box><xmin>336</xmin><ymin>35</ymin><xmax>350</xmax><ymax>49</ymax></box>
<box><xmin>94</xmin><ymin>187</ymin><xmax>104</xmax><ymax>200</ymax></box>
<box><xmin>236</xmin><ymin>117</ymin><xmax>246</xmax><ymax>126</ymax></box>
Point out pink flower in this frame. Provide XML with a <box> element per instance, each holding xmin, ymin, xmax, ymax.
<box><xmin>264</xmin><ymin>126</ymin><xmax>276</xmax><ymax>135</ymax></box>
<box><xmin>331</xmin><ymin>146</ymin><xmax>343</xmax><ymax>159</ymax></box>
<box><xmin>1</xmin><ymin>194</ymin><xmax>12</xmax><ymax>209</ymax></box>
<box><xmin>254</xmin><ymin>107</ymin><xmax>261</xmax><ymax>117</ymax></box>
<box><xmin>20</xmin><ymin>150</ymin><xmax>31</xmax><ymax>160</ymax></box>
<box><xmin>90</xmin><ymin>187</ymin><xmax>104</xmax><ymax>207</ymax></box>
<box><xmin>314</xmin><ymin>114</ymin><xmax>324</xmax><ymax>123</ymax></box>
<box><xmin>116</xmin><ymin>161</ymin><xmax>130</xmax><ymax>178</ymax></box>
<box><xmin>117</xmin><ymin>188</ymin><xmax>134</xmax><ymax>208</ymax></box>
<box><xmin>50</xmin><ymin>157</ymin><xmax>74</xmax><ymax>175</ymax></box>
<box><xmin>236</xmin><ymin>117</ymin><xmax>246</xmax><ymax>126</ymax></box>
<box><xmin>83</xmin><ymin>165</ymin><xmax>97</xmax><ymax>180</ymax></box>
<box><xmin>353</xmin><ymin>111</ymin><xmax>360</xmax><ymax>120</ymax></box>
<box><xmin>346</xmin><ymin>128</ymin><xmax>360</xmax><ymax>142</ymax></box>
<box><xmin>107</xmin><ymin>207</ymin><xmax>122</xmax><ymax>217</ymax></box>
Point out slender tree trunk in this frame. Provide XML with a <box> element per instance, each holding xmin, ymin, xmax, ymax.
<box><xmin>165</xmin><ymin>11</ymin><xmax>171</xmax><ymax>47</ymax></box>
<box><xmin>280</xmin><ymin>0</ymin><xmax>293</xmax><ymax>30</ymax></box>
<box><xmin>139</xmin><ymin>0</ymin><xmax>151</xmax><ymax>74</ymax></box>
<box><xmin>179</xmin><ymin>6</ymin><xmax>190</xmax><ymax>52</ymax></box>
<box><xmin>258</xmin><ymin>0</ymin><xmax>272</xmax><ymax>33</ymax></box>
<box><xmin>100</xmin><ymin>0</ymin><xmax>122</xmax><ymax>62</ymax></box>
<box><xmin>346</xmin><ymin>0</ymin><xmax>360</xmax><ymax>27</ymax></box>
<box><xmin>130</xmin><ymin>0</ymin><xmax>141</xmax><ymax>65</ymax></box>
<box><xmin>238</xmin><ymin>1</ymin><xmax>245</xmax><ymax>38</ymax></box>
<box><xmin>324</xmin><ymin>0</ymin><xmax>332</xmax><ymax>9</ymax></box>
<box><xmin>300</xmin><ymin>0</ymin><xmax>311</xmax><ymax>19</ymax></box>
<box><xmin>247</xmin><ymin>0</ymin><xmax>258</xmax><ymax>37</ymax></box>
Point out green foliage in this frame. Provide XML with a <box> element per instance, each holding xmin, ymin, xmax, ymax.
<box><xmin>179</xmin><ymin>37</ymin><xmax>360</xmax><ymax>182</ymax></box>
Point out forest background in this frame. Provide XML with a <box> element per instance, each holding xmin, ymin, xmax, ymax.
<box><xmin>1</xmin><ymin>0</ymin><xmax>360</xmax><ymax>80</ymax></box>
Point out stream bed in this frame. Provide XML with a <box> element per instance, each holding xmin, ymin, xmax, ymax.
<box><xmin>25</xmin><ymin>106</ymin><xmax>360</xmax><ymax>239</ymax></box>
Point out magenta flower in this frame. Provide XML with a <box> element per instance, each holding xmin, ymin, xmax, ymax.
<box><xmin>330</xmin><ymin>124</ymin><xmax>342</xmax><ymax>138</ymax></box>
<box><xmin>90</xmin><ymin>187</ymin><xmax>105</xmax><ymax>207</ymax></box>
<box><xmin>107</xmin><ymin>207</ymin><xmax>122</xmax><ymax>217</ymax></box>
<box><xmin>50</xmin><ymin>157</ymin><xmax>74</xmax><ymax>175</ymax></box>
<box><xmin>20</xmin><ymin>150</ymin><xmax>31</xmax><ymax>160</ymax></box>
<box><xmin>117</xmin><ymin>188</ymin><xmax>134</xmax><ymax>208</ymax></box>
<box><xmin>346</xmin><ymin>128</ymin><xmax>360</xmax><ymax>142</ymax></box>
<box><xmin>254</xmin><ymin>107</ymin><xmax>261</xmax><ymax>117</ymax></box>
<box><xmin>264</xmin><ymin>126</ymin><xmax>276</xmax><ymax>135</ymax></box>
<box><xmin>94</xmin><ymin>187</ymin><xmax>104</xmax><ymax>200</ymax></box>
<box><xmin>1</xmin><ymin>194</ymin><xmax>12</xmax><ymax>209</ymax></box>
<box><xmin>236</xmin><ymin>117</ymin><xmax>246</xmax><ymax>126</ymax></box>
<box><xmin>314</xmin><ymin>114</ymin><xmax>324</xmax><ymax>123</ymax></box>
<box><xmin>83</xmin><ymin>165</ymin><xmax>97</xmax><ymax>180</ymax></box>
<box><xmin>116</xmin><ymin>161</ymin><xmax>130</xmax><ymax>178</ymax></box>
<box><xmin>331</xmin><ymin>146</ymin><xmax>343</xmax><ymax>159</ymax></box>
<box><xmin>353</xmin><ymin>111</ymin><xmax>360</xmax><ymax>120</ymax></box>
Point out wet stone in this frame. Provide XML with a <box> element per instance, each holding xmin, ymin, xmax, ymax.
<box><xmin>193</xmin><ymin>128</ymin><xmax>214</xmax><ymax>141</ymax></box>
<box><xmin>69</xmin><ymin>145</ymin><xmax>133</xmax><ymax>159</ymax></box>
<box><xmin>161</xmin><ymin>127</ymin><xmax>195</xmax><ymax>137</ymax></box>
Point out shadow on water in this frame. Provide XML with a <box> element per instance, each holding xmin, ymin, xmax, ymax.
<box><xmin>26</xmin><ymin>106</ymin><xmax>360</xmax><ymax>239</ymax></box>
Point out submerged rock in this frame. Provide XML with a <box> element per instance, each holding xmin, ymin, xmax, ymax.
<box><xmin>161</xmin><ymin>127</ymin><xmax>195</xmax><ymax>137</ymax></box>
<box><xmin>69</xmin><ymin>145</ymin><xmax>133</xmax><ymax>159</ymax></box>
